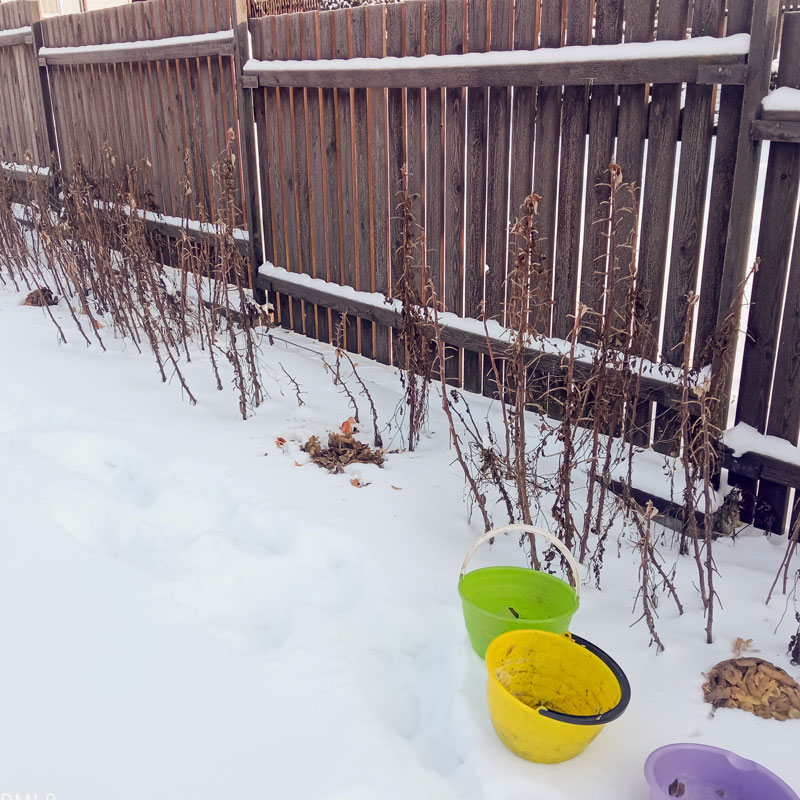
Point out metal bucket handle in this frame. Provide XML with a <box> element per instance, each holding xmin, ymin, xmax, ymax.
<box><xmin>459</xmin><ymin>524</ymin><xmax>582</xmax><ymax>598</ymax></box>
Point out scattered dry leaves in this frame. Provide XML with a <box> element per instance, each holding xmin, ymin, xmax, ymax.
<box><xmin>341</xmin><ymin>416</ymin><xmax>356</xmax><ymax>434</ymax></box>
<box><xmin>732</xmin><ymin>637</ymin><xmax>759</xmax><ymax>657</ymax></box>
<box><xmin>350</xmin><ymin>478</ymin><xmax>371</xmax><ymax>488</ymax></box>
<box><xmin>702</xmin><ymin>657</ymin><xmax>800</xmax><ymax>721</ymax></box>
<box><xmin>391</xmin><ymin>485</ymin><xmax>402</xmax><ymax>491</ymax></box>
<box><xmin>275</xmin><ymin>437</ymin><xmax>287</xmax><ymax>448</ymax></box>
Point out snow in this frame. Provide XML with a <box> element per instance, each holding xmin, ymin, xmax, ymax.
<box><xmin>723</xmin><ymin>422</ymin><xmax>800</xmax><ymax>467</ymax></box>
<box><xmin>38</xmin><ymin>29</ymin><xmax>233</xmax><ymax>58</ymax></box>
<box><xmin>762</xmin><ymin>86</ymin><xmax>800</xmax><ymax>115</ymax></box>
<box><xmin>260</xmin><ymin>262</ymin><xmax>708</xmax><ymax>389</ymax></box>
<box><xmin>0</xmin><ymin>25</ymin><xmax>32</xmax><ymax>45</ymax></box>
<box><xmin>93</xmin><ymin>199</ymin><xmax>250</xmax><ymax>241</ymax></box>
<box><xmin>244</xmin><ymin>34</ymin><xmax>750</xmax><ymax>77</ymax></box>
<box><xmin>1</xmin><ymin>278</ymin><xmax>799</xmax><ymax>798</ymax></box>
<box><xmin>260</xmin><ymin>260</ymin><xmax>402</xmax><ymax>314</ymax></box>
<box><xmin>2</xmin><ymin>161</ymin><xmax>50</xmax><ymax>176</ymax></box>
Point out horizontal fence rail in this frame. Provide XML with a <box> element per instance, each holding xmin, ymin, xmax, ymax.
<box><xmin>38</xmin><ymin>28</ymin><xmax>236</xmax><ymax>64</ymax></box>
<box><xmin>242</xmin><ymin>34</ymin><xmax>750</xmax><ymax>87</ymax></box>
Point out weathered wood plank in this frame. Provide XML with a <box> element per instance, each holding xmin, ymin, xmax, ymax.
<box><xmin>274</xmin><ymin>14</ymin><xmax>302</xmax><ymax>332</ymax></box>
<box><xmin>767</xmin><ymin>205</ymin><xmax>800</xmax><ymax>473</ymax></box>
<box><xmin>694</xmin><ymin>0</ymin><xmax>754</xmax><ymax>363</ymax></box>
<box><xmin>0</xmin><ymin>28</ymin><xmax>32</xmax><ymax>47</ymax></box>
<box><xmin>244</xmin><ymin>49</ymin><xmax>747</xmax><ymax>89</ymax></box>
<box><xmin>289</xmin><ymin>11</ymin><xmax>315</xmax><ymax>337</ymax></box>
<box><xmin>351</xmin><ymin>4</ymin><xmax>373</xmax><ymax>358</ymax></box>
<box><xmin>715</xmin><ymin>0</ymin><xmax>781</xmax><ymax>410</ymax></box>
<box><xmin>233</xmin><ymin>0</ymin><xmax>263</xmax><ymax>296</ymax></box>
<box><xmin>39</xmin><ymin>31</ymin><xmax>235</xmax><ymax>65</ymax></box>
<box><xmin>333</xmin><ymin>8</ymin><xmax>358</xmax><ymax>350</ymax></box>
<box><xmin>463</xmin><ymin>0</ymin><xmax>489</xmax><ymax>393</ymax></box>
<box><xmin>251</xmin><ymin>26</ymin><xmax>276</xmax><ymax>274</ymax></box>
<box><xmin>405</xmin><ymin>0</ymin><xmax>425</xmax><ymax>304</ymax></box>
<box><xmin>386</xmin><ymin>1</ymin><xmax>404</xmax><ymax>366</ymax></box>
<box><xmin>318</xmin><ymin>10</ymin><xmax>342</xmax><ymax>342</ymax></box>
<box><xmin>505</xmin><ymin>0</ymin><xmax>536</xmax><ymax>315</ymax></box>
<box><xmin>552</xmin><ymin>0</ymin><xmax>592</xmax><ymax>339</ymax></box>
<box><xmin>300</xmin><ymin>10</ymin><xmax>328</xmax><ymax>340</ymax></box>
<box><xmin>655</xmin><ymin>0</ymin><xmax>726</xmax><ymax>452</ymax></box>
<box><xmin>484</xmin><ymin>0</ymin><xmax>512</xmax><ymax>326</ymax></box>
<box><xmin>613</xmin><ymin>0</ymin><xmax>656</xmax><ymax>334</ymax></box>
<box><xmin>752</xmin><ymin>118</ymin><xmax>800</xmax><ymax>141</ymax></box>
<box><xmin>255</xmin><ymin>266</ymin><xmax>703</xmax><ymax>409</ymax></box>
<box><xmin>531</xmin><ymin>0</ymin><xmax>562</xmax><ymax>339</ymax></box>
<box><xmin>367</xmin><ymin>3</ymin><xmax>390</xmax><ymax>364</ymax></box>
<box><xmin>425</xmin><ymin>0</ymin><xmax>445</xmax><ymax>311</ymax></box>
<box><xmin>636</xmin><ymin>0</ymin><xmax>690</xmax><ymax>367</ymax></box>
<box><xmin>663</xmin><ymin>0</ymin><xmax>725</xmax><ymax>370</ymax></box>
<box><xmin>258</xmin><ymin>17</ymin><xmax>290</xmax><ymax>325</ymax></box>
<box><xmin>442</xmin><ymin>0</ymin><xmax>466</xmax><ymax>384</ymax></box>
<box><xmin>737</xmin><ymin>11</ymin><xmax>800</xmax><ymax>530</ymax></box>
<box><xmin>579</xmin><ymin>0</ymin><xmax>623</xmax><ymax>339</ymax></box>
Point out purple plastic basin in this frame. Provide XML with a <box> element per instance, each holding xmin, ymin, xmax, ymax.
<box><xmin>644</xmin><ymin>743</ymin><xmax>798</xmax><ymax>800</ymax></box>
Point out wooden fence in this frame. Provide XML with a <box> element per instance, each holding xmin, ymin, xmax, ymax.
<box><xmin>245</xmin><ymin>0</ymin><xmax>764</xmax><ymax>389</ymax></box>
<box><xmin>0</xmin><ymin>1</ymin><xmax>52</xmax><ymax>168</ymax></box>
<box><xmin>735</xmin><ymin>8</ymin><xmax>800</xmax><ymax>531</ymax></box>
<box><xmin>2</xmin><ymin>0</ymin><xmax>800</xmax><ymax>531</ymax></box>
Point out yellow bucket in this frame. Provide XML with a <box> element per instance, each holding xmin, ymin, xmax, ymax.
<box><xmin>485</xmin><ymin>629</ymin><xmax>631</xmax><ymax>764</ymax></box>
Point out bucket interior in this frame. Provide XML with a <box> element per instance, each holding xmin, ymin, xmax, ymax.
<box><xmin>459</xmin><ymin>566</ymin><xmax>578</xmax><ymax>623</ymax></box>
<box><xmin>646</xmin><ymin>745</ymin><xmax>799</xmax><ymax>800</ymax></box>
<box><xmin>488</xmin><ymin>633</ymin><xmax>621</xmax><ymax>718</ymax></box>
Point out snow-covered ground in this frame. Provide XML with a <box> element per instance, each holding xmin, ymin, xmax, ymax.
<box><xmin>1</xmin><ymin>285</ymin><xmax>798</xmax><ymax>799</ymax></box>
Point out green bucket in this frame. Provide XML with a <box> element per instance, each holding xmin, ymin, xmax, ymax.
<box><xmin>458</xmin><ymin>524</ymin><xmax>581</xmax><ymax>658</ymax></box>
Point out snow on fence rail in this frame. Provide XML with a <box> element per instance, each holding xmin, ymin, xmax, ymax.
<box><xmin>0</xmin><ymin>25</ymin><xmax>32</xmax><ymax>46</ymax></box>
<box><xmin>38</xmin><ymin>29</ymin><xmax>235</xmax><ymax>65</ymax></box>
<box><xmin>242</xmin><ymin>34</ymin><xmax>750</xmax><ymax>88</ymax></box>
<box><xmin>257</xmin><ymin>264</ymin><xmax>706</xmax><ymax>410</ymax></box>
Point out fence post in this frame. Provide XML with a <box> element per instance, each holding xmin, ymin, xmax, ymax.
<box><xmin>29</xmin><ymin>1</ymin><xmax>59</xmax><ymax>168</ymax></box>
<box><xmin>231</xmin><ymin>0</ymin><xmax>266</xmax><ymax>304</ymax></box>
<box><xmin>713</xmin><ymin>0</ymin><xmax>780</xmax><ymax>421</ymax></box>
<box><xmin>733</xmin><ymin>11</ymin><xmax>800</xmax><ymax>531</ymax></box>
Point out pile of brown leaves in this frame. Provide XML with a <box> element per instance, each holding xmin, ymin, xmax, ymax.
<box><xmin>23</xmin><ymin>287</ymin><xmax>58</xmax><ymax>306</ymax></box>
<box><xmin>303</xmin><ymin>432</ymin><xmax>384</xmax><ymax>474</ymax></box>
<box><xmin>703</xmin><ymin>657</ymin><xmax>800</xmax><ymax>721</ymax></box>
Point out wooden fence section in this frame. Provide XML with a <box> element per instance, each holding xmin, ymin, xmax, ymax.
<box><xmin>0</xmin><ymin>1</ymin><xmax>53</xmax><ymax>169</ymax></box>
<box><xmin>248</xmin><ymin>0</ymin><xmax>762</xmax><ymax>397</ymax></box>
<box><xmin>734</xmin><ymin>10</ymin><xmax>800</xmax><ymax>532</ymax></box>
<box><xmin>38</xmin><ymin>0</ymin><xmax>247</xmax><ymax>227</ymax></box>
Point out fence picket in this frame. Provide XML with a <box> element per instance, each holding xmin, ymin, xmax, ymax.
<box><xmin>367</xmin><ymin>4</ymin><xmax>390</xmax><ymax>364</ymax></box>
<box><xmin>443</xmin><ymin>0</ymin><xmax>467</xmax><ymax>384</ymax></box>
<box><xmin>463</xmin><ymin>0</ymin><xmax>489</xmax><ymax>393</ymax></box>
<box><xmin>579</xmin><ymin>0</ymin><xmax>622</xmax><ymax>338</ymax></box>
